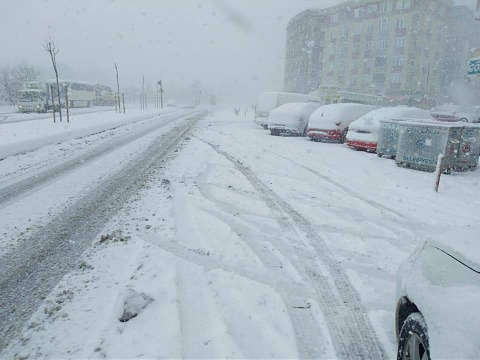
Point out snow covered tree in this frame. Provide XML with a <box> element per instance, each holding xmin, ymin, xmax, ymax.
<box><xmin>0</xmin><ymin>67</ymin><xmax>15</xmax><ymax>105</ymax></box>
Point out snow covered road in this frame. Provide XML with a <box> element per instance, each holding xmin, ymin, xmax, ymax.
<box><xmin>0</xmin><ymin>109</ymin><xmax>205</xmax><ymax>351</ymax></box>
<box><xmin>1</xmin><ymin>109</ymin><xmax>479</xmax><ymax>359</ymax></box>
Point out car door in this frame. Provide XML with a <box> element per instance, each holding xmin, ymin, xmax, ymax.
<box><xmin>406</xmin><ymin>245</ymin><xmax>480</xmax><ymax>359</ymax></box>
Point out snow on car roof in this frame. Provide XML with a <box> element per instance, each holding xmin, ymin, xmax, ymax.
<box><xmin>309</xmin><ymin>103</ymin><xmax>375</xmax><ymax>127</ymax></box>
<box><xmin>429</xmin><ymin>228</ymin><xmax>480</xmax><ymax>272</ymax></box>
<box><xmin>349</xmin><ymin>106</ymin><xmax>433</xmax><ymax>130</ymax></box>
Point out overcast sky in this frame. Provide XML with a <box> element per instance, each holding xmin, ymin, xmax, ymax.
<box><xmin>0</xmin><ymin>0</ymin><xmax>476</xmax><ymax>103</ymax></box>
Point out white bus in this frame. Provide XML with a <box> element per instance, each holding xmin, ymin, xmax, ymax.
<box><xmin>64</xmin><ymin>80</ymin><xmax>95</xmax><ymax>108</ymax></box>
<box><xmin>18</xmin><ymin>80</ymin><xmax>96</xmax><ymax>113</ymax></box>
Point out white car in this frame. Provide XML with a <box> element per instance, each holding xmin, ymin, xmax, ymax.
<box><xmin>346</xmin><ymin>106</ymin><xmax>434</xmax><ymax>152</ymax></box>
<box><xmin>267</xmin><ymin>102</ymin><xmax>321</xmax><ymax>136</ymax></box>
<box><xmin>431</xmin><ymin>104</ymin><xmax>480</xmax><ymax>123</ymax></box>
<box><xmin>254</xmin><ymin>92</ymin><xmax>320</xmax><ymax>129</ymax></box>
<box><xmin>395</xmin><ymin>228</ymin><xmax>480</xmax><ymax>359</ymax></box>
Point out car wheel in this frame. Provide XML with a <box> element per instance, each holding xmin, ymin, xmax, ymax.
<box><xmin>397</xmin><ymin>313</ymin><xmax>430</xmax><ymax>360</ymax></box>
<box><xmin>270</xmin><ymin>130</ymin><xmax>277</xmax><ymax>136</ymax></box>
<box><xmin>262</xmin><ymin>125</ymin><xmax>268</xmax><ymax>129</ymax></box>
<box><xmin>459</xmin><ymin>118</ymin><xmax>468</xmax><ymax>123</ymax></box>
<box><xmin>377</xmin><ymin>153</ymin><xmax>383</xmax><ymax>157</ymax></box>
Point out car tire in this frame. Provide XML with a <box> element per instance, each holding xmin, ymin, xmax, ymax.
<box><xmin>270</xmin><ymin>130</ymin><xmax>277</xmax><ymax>136</ymax></box>
<box><xmin>262</xmin><ymin>125</ymin><xmax>268</xmax><ymax>129</ymax></box>
<box><xmin>397</xmin><ymin>313</ymin><xmax>430</xmax><ymax>360</ymax></box>
<box><xmin>459</xmin><ymin>118</ymin><xmax>468</xmax><ymax>123</ymax></box>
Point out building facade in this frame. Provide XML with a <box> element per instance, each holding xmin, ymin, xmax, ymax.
<box><xmin>284</xmin><ymin>0</ymin><xmax>480</xmax><ymax>105</ymax></box>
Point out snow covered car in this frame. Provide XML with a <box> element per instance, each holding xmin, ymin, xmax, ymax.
<box><xmin>268</xmin><ymin>102</ymin><xmax>321</xmax><ymax>136</ymax></box>
<box><xmin>307</xmin><ymin>103</ymin><xmax>375</xmax><ymax>143</ymax></box>
<box><xmin>254</xmin><ymin>91</ymin><xmax>319</xmax><ymax>129</ymax></box>
<box><xmin>346</xmin><ymin>106</ymin><xmax>433</xmax><ymax>152</ymax></box>
<box><xmin>431</xmin><ymin>104</ymin><xmax>480</xmax><ymax>123</ymax></box>
<box><xmin>395</xmin><ymin>228</ymin><xmax>480</xmax><ymax>360</ymax></box>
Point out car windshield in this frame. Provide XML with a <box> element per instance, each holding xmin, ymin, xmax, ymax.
<box><xmin>1</xmin><ymin>1</ymin><xmax>480</xmax><ymax>359</ymax></box>
<box><xmin>18</xmin><ymin>91</ymin><xmax>44</xmax><ymax>102</ymax></box>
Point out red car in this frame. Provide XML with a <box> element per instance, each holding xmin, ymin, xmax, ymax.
<box><xmin>307</xmin><ymin>104</ymin><xmax>375</xmax><ymax>143</ymax></box>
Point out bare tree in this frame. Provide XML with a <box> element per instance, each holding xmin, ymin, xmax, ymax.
<box><xmin>44</xmin><ymin>38</ymin><xmax>62</xmax><ymax>122</ymax></box>
<box><xmin>13</xmin><ymin>62</ymin><xmax>40</xmax><ymax>85</ymax></box>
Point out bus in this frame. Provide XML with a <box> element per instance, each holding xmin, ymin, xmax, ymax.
<box><xmin>94</xmin><ymin>84</ymin><xmax>116</xmax><ymax>106</ymax></box>
<box><xmin>18</xmin><ymin>80</ymin><xmax>95</xmax><ymax>113</ymax></box>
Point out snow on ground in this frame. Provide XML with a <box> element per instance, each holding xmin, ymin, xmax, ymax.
<box><xmin>2</xmin><ymin>108</ymin><xmax>480</xmax><ymax>358</ymax></box>
<box><xmin>0</xmin><ymin>107</ymin><xmax>178</xmax><ymax>159</ymax></box>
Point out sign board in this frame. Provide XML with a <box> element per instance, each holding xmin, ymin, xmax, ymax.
<box><xmin>468</xmin><ymin>56</ymin><xmax>480</xmax><ymax>77</ymax></box>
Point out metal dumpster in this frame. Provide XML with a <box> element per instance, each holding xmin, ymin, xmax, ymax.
<box><xmin>456</xmin><ymin>124</ymin><xmax>480</xmax><ymax>169</ymax></box>
<box><xmin>378</xmin><ymin>118</ymin><xmax>438</xmax><ymax>159</ymax></box>
<box><xmin>396</xmin><ymin>122</ymin><xmax>464</xmax><ymax>172</ymax></box>
<box><xmin>377</xmin><ymin>119</ymin><xmax>401</xmax><ymax>158</ymax></box>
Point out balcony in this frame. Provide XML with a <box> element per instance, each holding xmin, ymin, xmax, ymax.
<box><xmin>392</xmin><ymin>66</ymin><xmax>403</xmax><ymax>73</ymax></box>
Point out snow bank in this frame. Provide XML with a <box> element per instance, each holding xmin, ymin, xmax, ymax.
<box><xmin>0</xmin><ymin>108</ymin><xmax>177</xmax><ymax>159</ymax></box>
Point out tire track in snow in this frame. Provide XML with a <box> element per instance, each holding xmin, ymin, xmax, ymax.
<box><xmin>194</xmin><ymin>163</ymin><xmax>332</xmax><ymax>358</ymax></box>
<box><xmin>0</xmin><ymin>110</ymin><xmax>201</xmax><ymax>205</ymax></box>
<box><xmin>0</xmin><ymin>113</ymin><xmax>205</xmax><ymax>352</ymax></box>
<box><xmin>197</xmin><ymin>138</ymin><xmax>387</xmax><ymax>359</ymax></box>
<box><xmin>203</xmin><ymin>127</ymin><xmax>412</xmax><ymax>223</ymax></box>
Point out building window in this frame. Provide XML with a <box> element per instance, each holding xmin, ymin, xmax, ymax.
<box><xmin>329</xmin><ymin>44</ymin><xmax>336</xmax><ymax>56</ymax></box>
<box><xmin>367</xmin><ymin>24</ymin><xmax>375</xmax><ymax>33</ymax></box>
<box><xmin>353</xmin><ymin>42</ymin><xmax>360</xmax><ymax>54</ymax></box>
<box><xmin>367</xmin><ymin>4</ymin><xmax>378</xmax><ymax>14</ymax></box>
<box><xmin>354</xmin><ymin>7</ymin><xmax>366</xmax><ymax>18</ymax></box>
<box><xmin>395</xmin><ymin>38</ymin><xmax>405</xmax><ymax>49</ymax></box>
<box><xmin>381</xmin><ymin>1</ymin><xmax>390</xmax><ymax>12</ymax></box>
<box><xmin>377</xmin><ymin>36</ymin><xmax>388</xmax><ymax>50</ymax></box>
<box><xmin>366</xmin><ymin>41</ymin><xmax>373</xmax><ymax>51</ymax></box>
<box><xmin>392</xmin><ymin>73</ymin><xmax>402</xmax><ymax>83</ymax></box>
<box><xmin>373</xmin><ymin>73</ymin><xmax>386</xmax><ymax>84</ymax></box>
<box><xmin>331</xmin><ymin>13</ymin><xmax>339</xmax><ymax>23</ymax></box>
<box><xmin>396</xmin><ymin>0</ymin><xmax>411</xmax><ymax>10</ymax></box>
<box><xmin>379</xmin><ymin>18</ymin><xmax>388</xmax><ymax>31</ymax></box>
<box><xmin>341</xmin><ymin>43</ymin><xmax>347</xmax><ymax>54</ymax></box>
<box><xmin>393</xmin><ymin>56</ymin><xmax>404</xmax><ymax>66</ymax></box>
<box><xmin>396</xmin><ymin>19</ymin><xmax>406</xmax><ymax>29</ymax></box>
<box><xmin>375</xmin><ymin>56</ymin><xmax>387</xmax><ymax>66</ymax></box>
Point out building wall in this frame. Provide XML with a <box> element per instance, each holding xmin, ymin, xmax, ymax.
<box><xmin>284</xmin><ymin>0</ymin><xmax>478</xmax><ymax>105</ymax></box>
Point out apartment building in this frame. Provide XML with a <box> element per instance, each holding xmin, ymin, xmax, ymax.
<box><xmin>284</xmin><ymin>0</ymin><xmax>480</xmax><ymax>105</ymax></box>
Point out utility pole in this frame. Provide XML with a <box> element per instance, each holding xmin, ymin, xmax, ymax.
<box><xmin>115</xmin><ymin>63</ymin><xmax>121</xmax><ymax>113</ymax></box>
<box><xmin>158</xmin><ymin>80</ymin><xmax>163</xmax><ymax>109</ymax></box>
<box><xmin>65</xmin><ymin>84</ymin><xmax>70</xmax><ymax>123</ymax></box>
<box><xmin>142</xmin><ymin>75</ymin><xmax>145</xmax><ymax>110</ymax></box>
<box><xmin>424</xmin><ymin>61</ymin><xmax>430</xmax><ymax>109</ymax></box>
